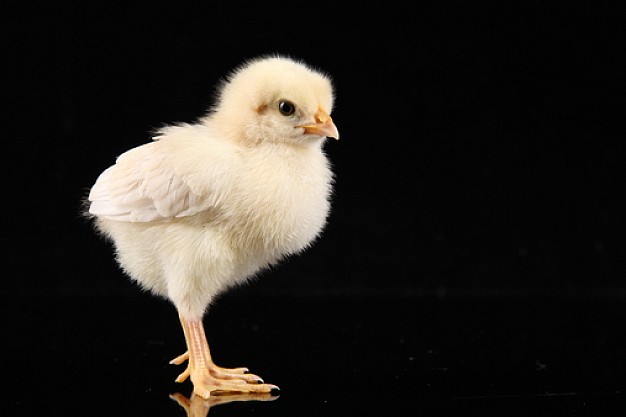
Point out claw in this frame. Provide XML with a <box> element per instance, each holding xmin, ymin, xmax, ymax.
<box><xmin>267</xmin><ymin>384</ymin><xmax>280</xmax><ymax>392</ymax></box>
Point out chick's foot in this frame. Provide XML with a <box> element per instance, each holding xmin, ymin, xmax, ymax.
<box><xmin>170</xmin><ymin>351</ymin><xmax>261</xmax><ymax>383</ymax></box>
<box><xmin>187</xmin><ymin>366</ymin><xmax>279</xmax><ymax>399</ymax></box>
<box><xmin>173</xmin><ymin>316</ymin><xmax>279</xmax><ymax>399</ymax></box>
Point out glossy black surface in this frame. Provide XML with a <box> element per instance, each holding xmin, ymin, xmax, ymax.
<box><xmin>4</xmin><ymin>1</ymin><xmax>626</xmax><ymax>415</ymax></box>
<box><xmin>4</xmin><ymin>293</ymin><xmax>626</xmax><ymax>415</ymax></box>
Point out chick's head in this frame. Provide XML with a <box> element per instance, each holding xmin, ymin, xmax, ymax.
<box><xmin>211</xmin><ymin>56</ymin><xmax>339</xmax><ymax>145</ymax></box>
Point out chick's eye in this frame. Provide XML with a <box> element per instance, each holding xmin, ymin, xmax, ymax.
<box><xmin>278</xmin><ymin>100</ymin><xmax>296</xmax><ymax>116</ymax></box>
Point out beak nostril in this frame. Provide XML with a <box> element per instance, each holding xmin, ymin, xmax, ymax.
<box><xmin>314</xmin><ymin>106</ymin><xmax>330</xmax><ymax>124</ymax></box>
<box><xmin>315</xmin><ymin>113</ymin><xmax>329</xmax><ymax>124</ymax></box>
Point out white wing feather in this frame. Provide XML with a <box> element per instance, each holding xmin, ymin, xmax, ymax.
<box><xmin>88</xmin><ymin>125</ymin><xmax>236</xmax><ymax>222</ymax></box>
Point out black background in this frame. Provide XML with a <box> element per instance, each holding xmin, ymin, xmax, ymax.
<box><xmin>3</xmin><ymin>2</ymin><xmax>626</xmax><ymax>415</ymax></box>
<box><xmin>4</xmin><ymin>1</ymin><xmax>624</xmax><ymax>298</ymax></box>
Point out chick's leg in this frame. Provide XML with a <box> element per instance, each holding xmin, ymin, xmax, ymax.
<box><xmin>171</xmin><ymin>314</ymin><xmax>278</xmax><ymax>399</ymax></box>
<box><xmin>171</xmin><ymin>318</ymin><xmax>249</xmax><ymax>380</ymax></box>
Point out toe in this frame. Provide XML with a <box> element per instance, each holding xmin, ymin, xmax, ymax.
<box><xmin>214</xmin><ymin>365</ymin><xmax>249</xmax><ymax>374</ymax></box>
<box><xmin>169</xmin><ymin>351</ymin><xmax>190</xmax><ymax>365</ymax></box>
<box><xmin>209</xmin><ymin>368</ymin><xmax>264</xmax><ymax>383</ymax></box>
<box><xmin>175</xmin><ymin>367</ymin><xmax>191</xmax><ymax>383</ymax></box>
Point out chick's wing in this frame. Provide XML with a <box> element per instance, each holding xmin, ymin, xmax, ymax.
<box><xmin>89</xmin><ymin>129</ymin><xmax>237</xmax><ymax>222</ymax></box>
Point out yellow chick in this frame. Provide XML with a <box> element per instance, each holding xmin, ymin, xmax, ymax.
<box><xmin>87</xmin><ymin>56</ymin><xmax>339</xmax><ymax>398</ymax></box>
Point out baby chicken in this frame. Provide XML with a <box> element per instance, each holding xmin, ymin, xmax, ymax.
<box><xmin>87</xmin><ymin>56</ymin><xmax>338</xmax><ymax>398</ymax></box>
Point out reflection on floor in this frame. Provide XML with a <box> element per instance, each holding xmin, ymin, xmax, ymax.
<box><xmin>170</xmin><ymin>391</ymin><xmax>278</xmax><ymax>417</ymax></box>
<box><xmin>2</xmin><ymin>293</ymin><xmax>626</xmax><ymax>415</ymax></box>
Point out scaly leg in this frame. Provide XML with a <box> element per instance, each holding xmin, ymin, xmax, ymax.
<box><xmin>170</xmin><ymin>314</ymin><xmax>279</xmax><ymax>399</ymax></box>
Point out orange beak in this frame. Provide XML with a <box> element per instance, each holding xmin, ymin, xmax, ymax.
<box><xmin>297</xmin><ymin>108</ymin><xmax>340</xmax><ymax>140</ymax></box>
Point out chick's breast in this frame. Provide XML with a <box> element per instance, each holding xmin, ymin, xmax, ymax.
<box><xmin>230</xmin><ymin>143</ymin><xmax>333</xmax><ymax>261</ymax></box>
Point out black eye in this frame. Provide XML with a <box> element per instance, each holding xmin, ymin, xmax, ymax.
<box><xmin>278</xmin><ymin>100</ymin><xmax>296</xmax><ymax>116</ymax></box>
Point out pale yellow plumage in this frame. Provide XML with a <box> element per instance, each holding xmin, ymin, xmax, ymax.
<box><xmin>87</xmin><ymin>56</ymin><xmax>338</xmax><ymax>398</ymax></box>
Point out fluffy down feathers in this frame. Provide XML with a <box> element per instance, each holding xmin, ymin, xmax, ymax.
<box><xmin>88</xmin><ymin>56</ymin><xmax>337</xmax><ymax>319</ymax></box>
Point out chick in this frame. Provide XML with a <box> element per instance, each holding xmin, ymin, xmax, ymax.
<box><xmin>87</xmin><ymin>56</ymin><xmax>338</xmax><ymax>398</ymax></box>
